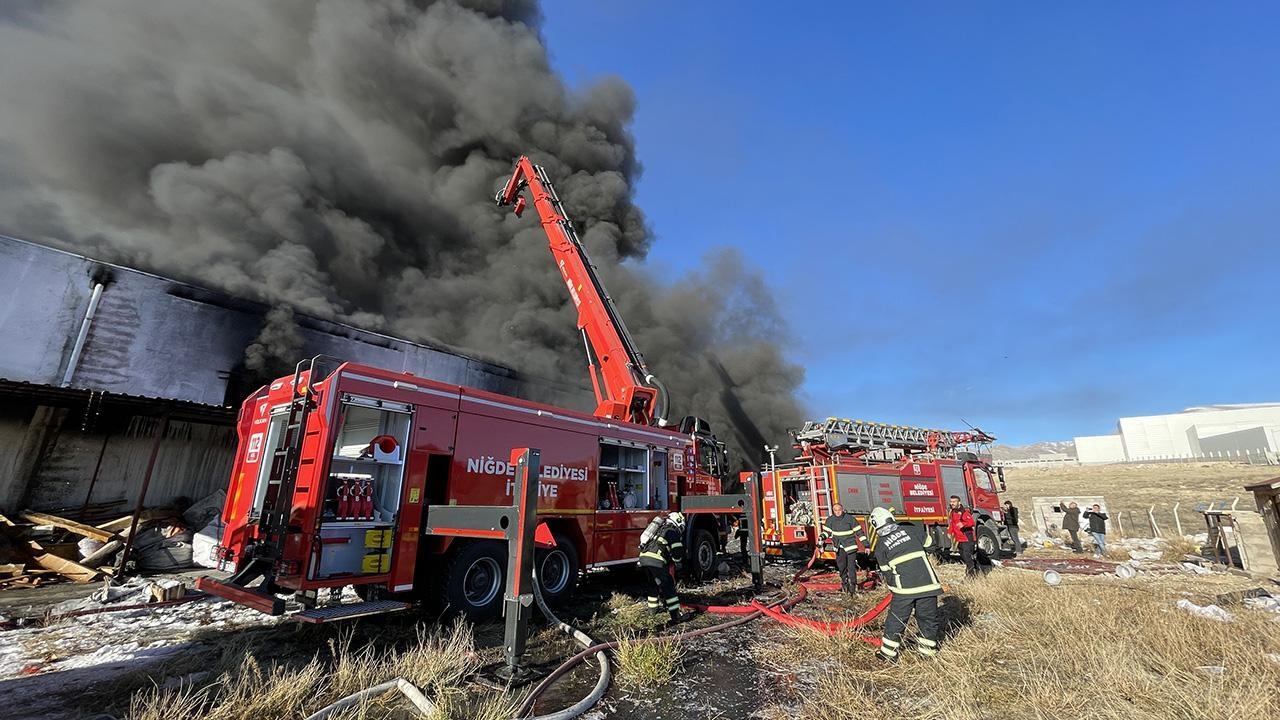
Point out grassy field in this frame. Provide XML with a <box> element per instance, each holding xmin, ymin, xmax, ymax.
<box><xmin>755</xmin><ymin>562</ymin><xmax>1280</xmax><ymax>720</ymax></box>
<box><xmin>1003</xmin><ymin>462</ymin><xmax>1277</xmax><ymax>536</ymax></box>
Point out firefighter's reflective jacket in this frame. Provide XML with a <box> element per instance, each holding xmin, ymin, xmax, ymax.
<box><xmin>639</xmin><ymin>524</ymin><xmax>685</xmax><ymax>568</ymax></box>
<box><xmin>822</xmin><ymin>513</ymin><xmax>869</xmax><ymax>553</ymax></box>
<box><xmin>871</xmin><ymin>521</ymin><xmax>942</xmax><ymax>597</ymax></box>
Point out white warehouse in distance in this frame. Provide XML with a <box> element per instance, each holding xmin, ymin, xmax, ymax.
<box><xmin>1075</xmin><ymin>403</ymin><xmax>1280</xmax><ymax>464</ymax></box>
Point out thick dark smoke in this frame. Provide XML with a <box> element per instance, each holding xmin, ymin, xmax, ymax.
<box><xmin>0</xmin><ymin>0</ymin><xmax>804</xmax><ymax>466</ymax></box>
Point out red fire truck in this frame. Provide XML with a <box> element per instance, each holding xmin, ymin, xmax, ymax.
<box><xmin>757</xmin><ymin>418</ymin><xmax>1012</xmax><ymax>560</ymax></box>
<box><xmin>197</xmin><ymin>157</ymin><xmax>731</xmax><ymax>621</ymax></box>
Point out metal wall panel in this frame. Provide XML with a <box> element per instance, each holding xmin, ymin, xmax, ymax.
<box><xmin>0</xmin><ymin>234</ymin><xmax>590</xmax><ymax>410</ymax></box>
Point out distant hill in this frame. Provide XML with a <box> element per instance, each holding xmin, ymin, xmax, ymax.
<box><xmin>991</xmin><ymin>440</ymin><xmax>1076</xmax><ymax>462</ymax></box>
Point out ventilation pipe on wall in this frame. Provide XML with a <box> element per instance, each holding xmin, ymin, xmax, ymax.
<box><xmin>60</xmin><ymin>265</ymin><xmax>114</xmax><ymax>388</ymax></box>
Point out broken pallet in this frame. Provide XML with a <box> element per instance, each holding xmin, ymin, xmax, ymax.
<box><xmin>20</xmin><ymin>510</ymin><xmax>116</xmax><ymax>543</ymax></box>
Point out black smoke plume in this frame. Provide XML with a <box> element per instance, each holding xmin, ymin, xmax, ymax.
<box><xmin>0</xmin><ymin>0</ymin><xmax>804</xmax><ymax>465</ymax></box>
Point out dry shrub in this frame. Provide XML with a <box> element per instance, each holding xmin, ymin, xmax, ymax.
<box><xmin>1160</xmin><ymin>535</ymin><xmax>1201</xmax><ymax>562</ymax></box>
<box><xmin>614</xmin><ymin>630</ymin><xmax>683</xmax><ymax>690</ymax></box>
<box><xmin>426</xmin><ymin>691</ymin><xmax>518</xmax><ymax>720</ymax></box>
<box><xmin>787</xmin><ymin>571</ymin><xmax>1280</xmax><ymax>720</ymax></box>
<box><xmin>127</xmin><ymin>620</ymin><xmax>492</xmax><ymax>720</ymax></box>
<box><xmin>596</xmin><ymin>593</ymin><xmax>668</xmax><ymax>636</ymax></box>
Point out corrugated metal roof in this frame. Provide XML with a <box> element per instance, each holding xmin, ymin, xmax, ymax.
<box><xmin>0</xmin><ymin>378</ymin><xmax>235</xmax><ymax>425</ymax></box>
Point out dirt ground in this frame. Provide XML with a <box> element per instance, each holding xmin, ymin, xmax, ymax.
<box><xmin>1002</xmin><ymin>461</ymin><xmax>1277</xmax><ymax>536</ymax></box>
<box><xmin>2</xmin><ymin>541</ymin><xmax>1278</xmax><ymax>720</ymax></box>
<box><xmin>3</xmin><ymin>459</ymin><xmax>1279</xmax><ymax>720</ymax></box>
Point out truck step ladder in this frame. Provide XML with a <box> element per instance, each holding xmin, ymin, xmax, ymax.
<box><xmin>294</xmin><ymin>599</ymin><xmax>411</xmax><ymax>624</ymax></box>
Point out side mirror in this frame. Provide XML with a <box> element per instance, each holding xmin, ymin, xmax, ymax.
<box><xmin>997</xmin><ymin>466</ymin><xmax>1007</xmax><ymax>492</ymax></box>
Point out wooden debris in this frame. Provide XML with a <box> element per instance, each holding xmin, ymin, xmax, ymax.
<box><xmin>20</xmin><ymin>510</ymin><xmax>116</xmax><ymax>543</ymax></box>
<box><xmin>0</xmin><ymin>562</ymin><xmax>24</xmax><ymax>577</ymax></box>
<box><xmin>95</xmin><ymin>508</ymin><xmax>176</xmax><ymax>535</ymax></box>
<box><xmin>0</xmin><ymin>512</ymin><xmax>100</xmax><ymax>583</ymax></box>
<box><xmin>25</xmin><ymin>546</ymin><xmax>99</xmax><ymax>583</ymax></box>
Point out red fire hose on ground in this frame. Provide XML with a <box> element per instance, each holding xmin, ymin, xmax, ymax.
<box><xmin>516</xmin><ymin>548</ymin><xmax>891</xmax><ymax>718</ymax></box>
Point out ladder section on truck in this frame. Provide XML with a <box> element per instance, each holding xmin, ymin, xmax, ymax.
<box><xmin>807</xmin><ymin>466</ymin><xmax>835</xmax><ymax>531</ymax></box>
<box><xmin>257</xmin><ymin>355</ymin><xmax>342</xmax><ymax>560</ymax></box>
<box><xmin>793</xmin><ymin>417</ymin><xmax>995</xmax><ymax>454</ymax></box>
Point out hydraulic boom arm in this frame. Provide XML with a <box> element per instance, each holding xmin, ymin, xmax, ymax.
<box><xmin>496</xmin><ymin>156</ymin><xmax>668</xmax><ymax>426</ymax></box>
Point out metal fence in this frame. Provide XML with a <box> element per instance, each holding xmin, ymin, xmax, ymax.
<box><xmin>1000</xmin><ymin>450</ymin><xmax>1277</xmax><ymax>468</ymax></box>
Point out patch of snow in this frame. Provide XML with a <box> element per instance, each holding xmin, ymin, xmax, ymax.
<box><xmin>1175</xmin><ymin>599</ymin><xmax>1234</xmax><ymax>622</ymax></box>
<box><xmin>1243</xmin><ymin>596</ymin><xmax>1280</xmax><ymax>614</ymax></box>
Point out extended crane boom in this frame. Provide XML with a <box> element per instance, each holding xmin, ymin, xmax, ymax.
<box><xmin>496</xmin><ymin>156</ymin><xmax>668</xmax><ymax>426</ymax></box>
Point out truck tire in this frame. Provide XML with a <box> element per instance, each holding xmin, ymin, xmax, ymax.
<box><xmin>689</xmin><ymin>528</ymin><xmax>717</xmax><ymax>580</ymax></box>
<box><xmin>975</xmin><ymin>523</ymin><xmax>1001</xmax><ymax>563</ymax></box>
<box><xmin>536</xmin><ymin>533</ymin><xmax>579</xmax><ymax>603</ymax></box>
<box><xmin>442</xmin><ymin>540</ymin><xmax>506</xmax><ymax>621</ymax></box>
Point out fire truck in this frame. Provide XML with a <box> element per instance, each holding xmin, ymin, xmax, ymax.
<box><xmin>756</xmin><ymin>418</ymin><xmax>1012</xmax><ymax>561</ymax></box>
<box><xmin>197</xmin><ymin>156</ymin><xmax>731</xmax><ymax>621</ymax></box>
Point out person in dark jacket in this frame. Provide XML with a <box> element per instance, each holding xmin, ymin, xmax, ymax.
<box><xmin>1083</xmin><ymin>504</ymin><xmax>1109</xmax><ymax>556</ymax></box>
<box><xmin>821</xmin><ymin>503</ymin><xmax>870</xmax><ymax>594</ymax></box>
<box><xmin>868</xmin><ymin>506</ymin><xmax>942</xmax><ymax>662</ymax></box>
<box><xmin>947</xmin><ymin>495</ymin><xmax>979</xmax><ymax>577</ymax></box>
<box><xmin>1058</xmin><ymin>500</ymin><xmax>1083</xmax><ymax>552</ymax></box>
<box><xmin>1002</xmin><ymin>500</ymin><xmax>1021</xmax><ymax>557</ymax></box>
<box><xmin>639</xmin><ymin>512</ymin><xmax>689</xmax><ymax>623</ymax></box>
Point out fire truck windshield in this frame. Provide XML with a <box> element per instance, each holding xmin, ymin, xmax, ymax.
<box><xmin>971</xmin><ymin>466</ymin><xmax>995</xmax><ymax>492</ymax></box>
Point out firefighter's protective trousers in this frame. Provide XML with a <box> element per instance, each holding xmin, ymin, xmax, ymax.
<box><xmin>823</xmin><ymin>514</ymin><xmax>869</xmax><ymax>593</ymax></box>
<box><xmin>639</xmin><ymin>525</ymin><xmax>685</xmax><ymax>619</ymax></box>
<box><xmin>872</xmin><ymin>521</ymin><xmax>943</xmax><ymax>660</ymax></box>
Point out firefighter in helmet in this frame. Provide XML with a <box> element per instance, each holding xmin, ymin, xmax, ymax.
<box><xmin>820</xmin><ymin>503</ymin><xmax>870</xmax><ymax>593</ymax></box>
<box><xmin>868</xmin><ymin>506</ymin><xmax>942</xmax><ymax>662</ymax></box>
<box><xmin>639</xmin><ymin>511</ymin><xmax>689</xmax><ymax>623</ymax></box>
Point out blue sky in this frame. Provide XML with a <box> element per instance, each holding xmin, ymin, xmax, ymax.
<box><xmin>540</xmin><ymin>2</ymin><xmax>1279</xmax><ymax>444</ymax></box>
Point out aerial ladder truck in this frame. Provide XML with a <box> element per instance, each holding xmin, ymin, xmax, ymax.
<box><xmin>756</xmin><ymin>417</ymin><xmax>1012</xmax><ymax>563</ymax></box>
<box><xmin>196</xmin><ymin>156</ymin><xmax>758</xmax><ymax>623</ymax></box>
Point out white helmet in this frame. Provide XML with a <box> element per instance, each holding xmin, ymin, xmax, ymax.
<box><xmin>667</xmin><ymin>512</ymin><xmax>686</xmax><ymax>530</ymax></box>
<box><xmin>869</xmin><ymin>507</ymin><xmax>895</xmax><ymax>529</ymax></box>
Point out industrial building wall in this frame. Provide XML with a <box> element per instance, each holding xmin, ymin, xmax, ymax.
<box><xmin>0</xmin><ymin>234</ymin><xmax>596</xmax><ymax>514</ymax></box>
<box><xmin>1119</xmin><ymin>406</ymin><xmax>1280</xmax><ymax>459</ymax></box>
<box><xmin>1195</xmin><ymin>426</ymin><xmax>1276</xmax><ymax>457</ymax></box>
<box><xmin>1074</xmin><ymin>434</ymin><xmax>1126</xmax><ymax>464</ymax></box>
<box><xmin>0</xmin><ymin>403</ymin><xmax>236</xmax><ymax>514</ymax></box>
<box><xmin>0</xmin><ymin>234</ymin><xmax>590</xmax><ymax>411</ymax></box>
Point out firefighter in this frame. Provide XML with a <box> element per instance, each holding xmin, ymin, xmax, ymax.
<box><xmin>820</xmin><ymin>503</ymin><xmax>869</xmax><ymax>594</ymax></box>
<box><xmin>947</xmin><ymin>495</ymin><xmax>979</xmax><ymax>577</ymax></box>
<box><xmin>868</xmin><ymin>506</ymin><xmax>942</xmax><ymax>662</ymax></box>
<box><xmin>639</xmin><ymin>511</ymin><xmax>689</xmax><ymax>623</ymax></box>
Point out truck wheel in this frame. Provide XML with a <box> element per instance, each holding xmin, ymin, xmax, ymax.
<box><xmin>443</xmin><ymin>540</ymin><xmax>505</xmax><ymax>621</ymax></box>
<box><xmin>536</xmin><ymin>533</ymin><xmax>579</xmax><ymax>603</ymax></box>
<box><xmin>689</xmin><ymin>528</ymin><xmax>717</xmax><ymax>580</ymax></box>
<box><xmin>975</xmin><ymin>524</ymin><xmax>1001</xmax><ymax>563</ymax></box>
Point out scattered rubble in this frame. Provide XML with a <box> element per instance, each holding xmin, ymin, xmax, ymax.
<box><xmin>0</xmin><ymin>490</ymin><xmax>225</xmax><ymax>589</ymax></box>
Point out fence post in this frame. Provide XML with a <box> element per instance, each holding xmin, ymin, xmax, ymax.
<box><xmin>1147</xmin><ymin>506</ymin><xmax>1162</xmax><ymax>538</ymax></box>
<box><xmin>1172</xmin><ymin>502</ymin><xmax>1182</xmax><ymax>537</ymax></box>
<box><xmin>1115</xmin><ymin>511</ymin><xmax>1125</xmax><ymax>538</ymax></box>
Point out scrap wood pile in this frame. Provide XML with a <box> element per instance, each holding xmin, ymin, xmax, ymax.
<box><xmin>0</xmin><ymin>492</ymin><xmax>222</xmax><ymax>589</ymax></box>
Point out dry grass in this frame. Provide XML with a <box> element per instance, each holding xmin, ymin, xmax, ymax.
<box><xmin>756</xmin><ymin>567</ymin><xmax>1280</xmax><ymax>720</ymax></box>
<box><xmin>594</xmin><ymin>592</ymin><xmax>668</xmax><ymax>636</ymax></box>
<box><xmin>1160</xmin><ymin>535</ymin><xmax>1201</xmax><ymax>562</ymax></box>
<box><xmin>1004</xmin><ymin>462</ymin><xmax>1275</xmax><ymax>536</ymax></box>
<box><xmin>614</xmin><ymin>629</ymin><xmax>683</xmax><ymax>690</ymax></box>
<box><xmin>126</xmin><ymin>620</ymin><xmax>512</xmax><ymax>720</ymax></box>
